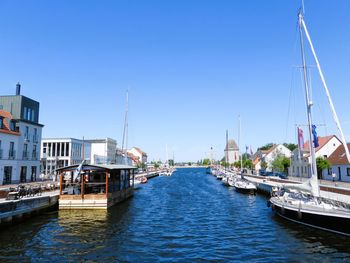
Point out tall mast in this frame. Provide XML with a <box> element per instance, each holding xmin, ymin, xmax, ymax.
<box><xmin>121</xmin><ymin>90</ymin><xmax>129</xmax><ymax>165</ymax></box>
<box><xmin>300</xmin><ymin>15</ymin><xmax>350</xmax><ymax>164</ymax></box>
<box><xmin>239</xmin><ymin>115</ymin><xmax>243</xmax><ymax>173</ymax></box>
<box><xmin>298</xmin><ymin>11</ymin><xmax>319</xmax><ymax>196</ymax></box>
<box><xmin>225</xmin><ymin>130</ymin><xmax>228</xmax><ymax>171</ymax></box>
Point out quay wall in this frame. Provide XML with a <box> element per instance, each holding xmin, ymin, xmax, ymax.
<box><xmin>0</xmin><ymin>193</ymin><xmax>59</xmax><ymax>227</ymax></box>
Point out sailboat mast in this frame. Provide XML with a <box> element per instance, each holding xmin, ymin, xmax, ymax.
<box><xmin>300</xmin><ymin>17</ymin><xmax>350</xmax><ymax>164</ymax></box>
<box><xmin>239</xmin><ymin>115</ymin><xmax>243</xmax><ymax>173</ymax></box>
<box><xmin>225</xmin><ymin>130</ymin><xmax>228</xmax><ymax>172</ymax></box>
<box><xmin>121</xmin><ymin>90</ymin><xmax>129</xmax><ymax>165</ymax></box>
<box><xmin>298</xmin><ymin>12</ymin><xmax>320</xmax><ymax>196</ymax></box>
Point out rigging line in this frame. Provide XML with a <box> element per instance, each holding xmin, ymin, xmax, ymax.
<box><xmin>285</xmin><ymin>21</ymin><xmax>300</xmax><ymax>143</ymax></box>
<box><xmin>284</xmin><ymin>67</ymin><xmax>294</xmax><ymax>142</ymax></box>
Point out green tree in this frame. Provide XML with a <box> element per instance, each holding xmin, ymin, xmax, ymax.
<box><xmin>316</xmin><ymin>157</ymin><xmax>331</xmax><ymax>180</ymax></box>
<box><xmin>233</xmin><ymin>161</ymin><xmax>241</xmax><ymax>168</ymax></box>
<box><xmin>187</xmin><ymin>162</ymin><xmax>192</xmax><ymax>166</ymax></box>
<box><xmin>243</xmin><ymin>159</ymin><xmax>253</xmax><ymax>169</ymax></box>
<box><xmin>271</xmin><ymin>155</ymin><xmax>290</xmax><ymax>174</ymax></box>
<box><xmin>258</xmin><ymin>143</ymin><xmax>274</xmax><ymax>151</ymax></box>
<box><xmin>202</xmin><ymin>158</ymin><xmax>211</xmax><ymax>166</ymax></box>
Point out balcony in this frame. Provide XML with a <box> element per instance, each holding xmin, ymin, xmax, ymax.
<box><xmin>23</xmin><ymin>151</ymin><xmax>29</xmax><ymax>160</ymax></box>
<box><xmin>8</xmin><ymin>150</ymin><xmax>16</xmax><ymax>159</ymax></box>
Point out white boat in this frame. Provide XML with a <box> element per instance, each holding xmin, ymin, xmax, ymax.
<box><xmin>269</xmin><ymin>6</ymin><xmax>350</xmax><ymax>236</ymax></box>
<box><xmin>234</xmin><ymin>179</ymin><xmax>257</xmax><ymax>195</ymax></box>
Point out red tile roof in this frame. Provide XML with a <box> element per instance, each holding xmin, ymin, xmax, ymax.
<box><xmin>327</xmin><ymin>144</ymin><xmax>350</xmax><ymax>165</ymax></box>
<box><xmin>303</xmin><ymin>135</ymin><xmax>338</xmax><ymax>153</ymax></box>
<box><xmin>0</xmin><ymin>110</ymin><xmax>20</xmax><ymax>136</ymax></box>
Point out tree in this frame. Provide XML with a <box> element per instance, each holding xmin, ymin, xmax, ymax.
<box><xmin>316</xmin><ymin>157</ymin><xmax>331</xmax><ymax>180</ymax></box>
<box><xmin>283</xmin><ymin>143</ymin><xmax>298</xmax><ymax>152</ymax></box>
<box><xmin>233</xmin><ymin>161</ymin><xmax>241</xmax><ymax>168</ymax></box>
<box><xmin>261</xmin><ymin>160</ymin><xmax>268</xmax><ymax>169</ymax></box>
<box><xmin>271</xmin><ymin>155</ymin><xmax>290</xmax><ymax>174</ymax></box>
<box><xmin>258</xmin><ymin>143</ymin><xmax>274</xmax><ymax>151</ymax></box>
<box><xmin>243</xmin><ymin>159</ymin><xmax>253</xmax><ymax>169</ymax></box>
<box><xmin>202</xmin><ymin>158</ymin><xmax>211</xmax><ymax>166</ymax></box>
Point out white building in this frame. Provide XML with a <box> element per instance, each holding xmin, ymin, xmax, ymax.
<box><xmin>87</xmin><ymin>138</ymin><xmax>117</xmax><ymax>165</ymax></box>
<box><xmin>323</xmin><ymin>143</ymin><xmax>350</xmax><ymax>182</ymax></box>
<box><xmin>224</xmin><ymin>139</ymin><xmax>239</xmax><ymax>164</ymax></box>
<box><xmin>253</xmin><ymin>144</ymin><xmax>291</xmax><ymax>172</ymax></box>
<box><xmin>289</xmin><ymin>135</ymin><xmax>341</xmax><ymax>178</ymax></box>
<box><xmin>41</xmin><ymin>138</ymin><xmax>91</xmax><ymax>179</ymax></box>
<box><xmin>0</xmin><ymin>84</ymin><xmax>43</xmax><ymax>184</ymax></box>
<box><xmin>127</xmin><ymin>147</ymin><xmax>148</xmax><ymax>165</ymax></box>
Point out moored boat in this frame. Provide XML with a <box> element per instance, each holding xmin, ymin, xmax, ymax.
<box><xmin>269</xmin><ymin>6</ymin><xmax>350</xmax><ymax>236</ymax></box>
<box><xmin>234</xmin><ymin>179</ymin><xmax>257</xmax><ymax>195</ymax></box>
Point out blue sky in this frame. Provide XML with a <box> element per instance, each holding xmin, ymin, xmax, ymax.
<box><xmin>1</xmin><ymin>0</ymin><xmax>350</xmax><ymax>162</ymax></box>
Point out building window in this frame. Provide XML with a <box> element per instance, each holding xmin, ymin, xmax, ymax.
<box><xmin>10</xmin><ymin>120</ymin><xmax>16</xmax><ymax>131</ymax></box>
<box><xmin>20</xmin><ymin>166</ymin><xmax>27</xmax><ymax>183</ymax></box>
<box><xmin>33</xmin><ymin>145</ymin><xmax>37</xmax><ymax>160</ymax></box>
<box><xmin>53</xmin><ymin>143</ymin><xmax>56</xmax><ymax>157</ymax></box>
<box><xmin>65</xmin><ymin>143</ymin><xmax>69</xmax><ymax>156</ymax></box>
<box><xmin>23</xmin><ymin>144</ymin><xmax>28</xmax><ymax>159</ymax></box>
<box><xmin>31</xmin><ymin>166</ymin><xmax>37</xmax><ymax>182</ymax></box>
<box><xmin>328</xmin><ymin>168</ymin><xmax>332</xmax><ymax>175</ymax></box>
<box><xmin>0</xmin><ymin>117</ymin><xmax>3</xmax><ymax>129</ymax></box>
<box><xmin>33</xmin><ymin>128</ymin><xmax>38</xmax><ymax>142</ymax></box>
<box><xmin>25</xmin><ymin>126</ymin><xmax>29</xmax><ymax>140</ymax></box>
<box><xmin>57</xmin><ymin>143</ymin><xmax>61</xmax><ymax>157</ymax></box>
<box><xmin>3</xmin><ymin>166</ymin><xmax>12</xmax><ymax>184</ymax></box>
<box><xmin>9</xmin><ymin>142</ymin><xmax>15</xmax><ymax>159</ymax></box>
<box><xmin>347</xmin><ymin>168</ymin><xmax>350</xmax><ymax>176</ymax></box>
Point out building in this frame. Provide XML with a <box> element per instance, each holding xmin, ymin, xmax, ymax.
<box><xmin>41</xmin><ymin>138</ymin><xmax>91</xmax><ymax>179</ymax></box>
<box><xmin>127</xmin><ymin>147</ymin><xmax>148</xmax><ymax>165</ymax></box>
<box><xmin>86</xmin><ymin>138</ymin><xmax>116</xmax><ymax>165</ymax></box>
<box><xmin>116</xmin><ymin>148</ymin><xmax>133</xmax><ymax>166</ymax></box>
<box><xmin>0</xmin><ymin>84</ymin><xmax>43</xmax><ymax>185</ymax></box>
<box><xmin>224</xmin><ymin>139</ymin><xmax>239</xmax><ymax>164</ymax></box>
<box><xmin>324</xmin><ymin>143</ymin><xmax>350</xmax><ymax>182</ymax></box>
<box><xmin>253</xmin><ymin>144</ymin><xmax>291</xmax><ymax>172</ymax></box>
<box><xmin>289</xmin><ymin>135</ymin><xmax>341</xmax><ymax>178</ymax></box>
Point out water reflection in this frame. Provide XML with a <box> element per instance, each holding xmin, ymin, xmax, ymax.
<box><xmin>0</xmin><ymin>168</ymin><xmax>350</xmax><ymax>262</ymax></box>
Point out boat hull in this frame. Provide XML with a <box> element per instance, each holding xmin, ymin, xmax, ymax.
<box><xmin>234</xmin><ymin>186</ymin><xmax>256</xmax><ymax>195</ymax></box>
<box><xmin>270</xmin><ymin>200</ymin><xmax>350</xmax><ymax>236</ymax></box>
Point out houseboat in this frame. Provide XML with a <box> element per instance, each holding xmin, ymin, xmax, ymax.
<box><xmin>57</xmin><ymin>164</ymin><xmax>136</xmax><ymax>209</ymax></box>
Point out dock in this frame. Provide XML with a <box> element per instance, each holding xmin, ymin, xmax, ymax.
<box><xmin>0</xmin><ymin>191</ymin><xmax>59</xmax><ymax>226</ymax></box>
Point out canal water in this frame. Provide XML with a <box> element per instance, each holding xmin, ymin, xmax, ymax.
<box><xmin>0</xmin><ymin>168</ymin><xmax>350</xmax><ymax>262</ymax></box>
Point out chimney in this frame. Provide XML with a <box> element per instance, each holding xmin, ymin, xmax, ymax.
<box><xmin>16</xmin><ymin>82</ymin><xmax>21</xmax><ymax>95</ymax></box>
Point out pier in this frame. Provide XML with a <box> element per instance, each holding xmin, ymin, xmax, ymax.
<box><xmin>0</xmin><ymin>191</ymin><xmax>59</xmax><ymax>226</ymax></box>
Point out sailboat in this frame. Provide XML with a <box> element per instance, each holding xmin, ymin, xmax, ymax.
<box><xmin>233</xmin><ymin>116</ymin><xmax>257</xmax><ymax>194</ymax></box>
<box><xmin>269</xmin><ymin>7</ymin><xmax>350</xmax><ymax>236</ymax></box>
<box><xmin>159</xmin><ymin>144</ymin><xmax>173</xmax><ymax>176</ymax></box>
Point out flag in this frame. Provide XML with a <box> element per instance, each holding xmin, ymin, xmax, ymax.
<box><xmin>312</xmin><ymin>125</ymin><xmax>319</xmax><ymax>148</ymax></box>
<box><xmin>297</xmin><ymin>127</ymin><xmax>304</xmax><ymax>151</ymax></box>
<box><xmin>73</xmin><ymin>160</ymin><xmax>85</xmax><ymax>182</ymax></box>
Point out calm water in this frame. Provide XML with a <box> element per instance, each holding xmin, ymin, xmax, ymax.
<box><xmin>1</xmin><ymin>168</ymin><xmax>350</xmax><ymax>262</ymax></box>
